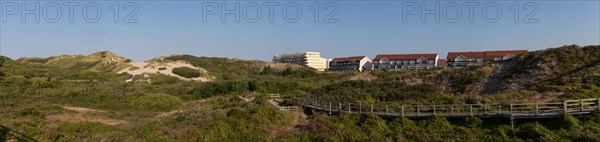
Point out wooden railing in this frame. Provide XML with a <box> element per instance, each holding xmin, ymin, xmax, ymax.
<box><xmin>298</xmin><ymin>98</ymin><xmax>600</xmax><ymax>119</ymax></box>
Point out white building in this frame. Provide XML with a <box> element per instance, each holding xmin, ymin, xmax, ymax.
<box><xmin>373</xmin><ymin>53</ymin><xmax>439</xmax><ymax>71</ymax></box>
<box><xmin>273</xmin><ymin>52</ymin><xmax>329</xmax><ymax>71</ymax></box>
<box><xmin>328</xmin><ymin>56</ymin><xmax>373</xmax><ymax>72</ymax></box>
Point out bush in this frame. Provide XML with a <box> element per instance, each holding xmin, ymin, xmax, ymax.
<box><xmin>171</xmin><ymin>67</ymin><xmax>201</xmax><ymax>78</ymax></box>
<box><xmin>464</xmin><ymin>116</ymin><xmax>483</xmax><ymax>128</ymax></box>
<box><xmin>31</xmin><ymin>77</ymin><xmax>51</xmax><ymax>88</ymax></box>
<box><xmin>19</xmin><ymin>108</ymin><xmax>41</xmax><ymax>116</ymax></box>
<box><xmin>260</xmin><ymin>66</ymin><xmax>273</xmax><ymax>75</ymax></box>
<box><xmin>517</xmin><ymin>122</ymin><xmax>556</xmax><ymax>141</ymax></box>
<box><xmin>130</xmin><ymin>93</ymin><xmax>183</xmax><ymax>111</ymax></box>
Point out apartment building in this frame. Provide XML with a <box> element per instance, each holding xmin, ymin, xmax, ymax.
<box><xmin>447</xmin><ymin>50</ymin><xmax>527</xmax><ymax>68</ymax></box>
<box><xmin>328</xmin><ymin>56</ymin><xmax>373</xmax><ymax>72</ymax></box>
<box><xmin>438</xmin><ymin>59</ymin><xmax>447</xmax><ymax>68</ymax></box>
<box><xmin>272</xmin><ymin>52</ymin><xmax>329</xmax><ymax>71</ymax></box>
<box><xmin>373</xmin><ymin>53</ymin><xmax>439</xmax><ymax>71</ymax></box>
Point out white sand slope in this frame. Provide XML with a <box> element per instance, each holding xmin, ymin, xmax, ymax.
<box><xmin>118</xmin><ymin>61</ymin><xmax>213</xmax><ymax>82</ymax></box>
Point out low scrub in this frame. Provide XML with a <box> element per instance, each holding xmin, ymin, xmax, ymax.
<box><xmin>171</xmin><ymin>67</ymin><xmax>201</xmax><ymax>78</ymax></box>
<box><xmin>130</xmin><ymin>93</ymin><xmax>183</xmax><ymax>111</ymax></box>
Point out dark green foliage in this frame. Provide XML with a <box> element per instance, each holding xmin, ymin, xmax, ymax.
<box><xmin>464</xmin><ymin>116</ymin><xmax>483</xmax><ymax>128</ymax></box>
<box><xmin>584</xmin><ymin>74</ymin><xmax>600</xmax><ymax>86</ymax></box>
<box><xmin>148</xmin><ymin>74</ymin><xmax>180</xmax><ymax>85</ymax></box>
<box><xmin>312</xmin><ymin>80</ymin><xmax>451</xmax><ymax>104</ymax></box>
<box><xmin>517</xmin><ymin>122</ymin><xmax>557</xmax><ymax>141</ymax></box>
<box><xmin>19</xmin><ymin>108</ymin><xmax>41</xmax><ymax>116</ymax></box>
<box><xmin>171</xmin><ymin>67</ymin><xmax>200</xmax><ymax>78</ymax></box>
<box><xmin>448</xmin><ymin>67</ymin><xmax>488</xmax><ymax>94</ymax></box>
<box><xmin>281</xmin><ymin>67</ymin><xmax>317</xmax><ymax>78</ymax></box>
<box><xmin>260</xmin><ymin>66</ymin><xmax>274</xmax><ymax>75</ymax></box>
<box><xmin>200</xmin><ymin>99</ymin><xmax>295</xmax><ymax>141</ymax></box>
<box><xmin>359</xmin><ymin>115</ymin><xmax>391</xmax><ymax>141</ymax></box>
<box><xmin>186</xmin><ymin>80</ymin><xmax>299</xmax><ymax>99</ymax></box>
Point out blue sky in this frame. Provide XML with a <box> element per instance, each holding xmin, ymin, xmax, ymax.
<box><xmin>1</xmin><ymin>0</ymin><xmax>599</xmax><ymax>61</ymax></box>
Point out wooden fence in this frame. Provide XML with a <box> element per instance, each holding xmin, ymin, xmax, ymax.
<box><xmin>298</xmin><ymin>98</ymin><xmax>600</xmax><ymax>119</ymax></box>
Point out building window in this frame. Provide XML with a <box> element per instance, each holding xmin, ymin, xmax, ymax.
<box><xmin>503</xmin><ymin>54</ymin><xmax>515</xmax><ymax>60</ymax></box>
<box><xmin>417</xmin><ymin>58</ymin><xmax>427</xmax><ymax>64</ymax></box>
<box><xmin>455</xmin><ymin>56</ymin><xmax>467</xmax><ymax>62</ymax></box>
<box><xmin>380</xmin><ymin>58</ymin><xmax>389</xmax><ymax>64</ymax></box>
<box><xmin>477</xmin><ymin>58</ymin><xmax>484</xmax><ymax>63</ymax></box>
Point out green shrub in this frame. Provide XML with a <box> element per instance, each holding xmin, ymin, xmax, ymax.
<box><xmin>130</xmin><ymin>93</ymin><xmax>183</xmax><ymax>111</ymax></box>
<box><xmin>171</xmin><ymin>67</ymin><xmax>200</xmax><ymax>78</ymax></box>
<box><xmin>464</xmin><ymin>116</ymin><xmax>483</xmax><ymax>128</ymax></box>
<box><xmin>517</xmin><ymin>122</ymin><xmax>556</xmax><ymax>141</ymax></box>
<box><xmin>19</xmin><ymin>108</ymin><xmax>41</xmax><ymax>116</ymax></box>
<box><xmin>31</xmin><ymin>77</ymin><xmax>51</xmax><ymax>88</ymax></box>
<box><xmin>260</xmin><ymin>66</ymin><xmax>274</xmax><ymax>75</ymax></box>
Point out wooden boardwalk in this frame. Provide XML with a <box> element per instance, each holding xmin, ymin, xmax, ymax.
<box><xmin>298</xmin><ymin>98</ymin><xmax>600</xmax><ymax>119</ymax></box>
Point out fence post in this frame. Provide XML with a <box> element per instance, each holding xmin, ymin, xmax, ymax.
<box><xmin>401</xmin><ymin>105</ymin><xmax>405</xmax><ymax>117</ymax></box>
<box><xmin>535</xmin><ymin>103</ymin><xmax>539</xmax><ymax>115</ymax></box>
<box><xmin>597</xmin><ymin>98</ymin><xmax>600</xmax><ymax>110</ymax></box>
<box><xmin>386</xmin><ymin>105</ymin><xmax>389</xmax><ymax>115</ymax></box>
<box><xmin>483</xmin><ymin>105</ymin><xmax>487</xmax><ymax>115</ymax></box>
<box><xmin>510</xmin><ymin>104</ymin><xmax>513</xmax><ymax>114</ymax></box>
<box><xmin>417</xmin><ymin>105</ymin><xmax>420</xmax><ymax>117</ymax></box>
<box><xmin>433</xmin><ymin>105</ymin><xmax>436</xmax><ymax>115</ymax></box>
<box><xmin>359</xmin><ymin>104</ymin><xmax>362</xmax><ymax>113</ymax></box>
<box><xmin>499</xmin><ymin>104</ymin><xmax>502</xmax><ymax>115</ymax></box>
<box><xmin>329</xmin><ymin>101</ymin><xmax>332</xmax><ymax>115</ymax></box>
<box><xmin>370</xmin><ymin>104</ymin><xmax>374</xmax><ymax>114</ymax></box>
<box><xmin>581</xmin><ymin>100</ymin><xmax>585</xmax><ymax>112</ymax></box>
<box><xmin>470</xmin><ymin>104</ymin><xmax>473</xmax><ymax>116</ymax></box>
<box><xmin>563</xmin><ymin>101</ymin><xmax>568</xmax><ymax>115</ymax></box>
<box><xmin>348</xmin><ymin>103</ymin><xmax>352</xmax><ymax>113</ymax></box>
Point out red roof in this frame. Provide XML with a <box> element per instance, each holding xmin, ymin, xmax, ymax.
<box><xmin>331</xmin><ymin>56</ymin><xmax>367</xmax><ymax>62</ymax></box>
<box><xmin>447</xmin><ymin>52</ymin><xmax>485</xmax><ymax>59</ymax></box>
<box><xmin>484</xmin><ymin>50</ymin><xmax>527</xmax><ymax>58</ymax></box>
<box><xmin>373</xmin><ymin>53</ymin><xmax>437</xmax><ymax>61</ymax></box>
<box><xmin>438</xmin><ymin>59</ymin><xmax>447</xmax><ymax>65</ymax></box>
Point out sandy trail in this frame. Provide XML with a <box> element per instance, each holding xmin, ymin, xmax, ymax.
<box><xmin>46</xmin><ymin>106</ymin><xmax>126</xmax><ymax>126</ymax></box>
<box><xmin>157</xmin><ymin>99</ymin><xmax>210</xmax><ymax>117</ymax></box>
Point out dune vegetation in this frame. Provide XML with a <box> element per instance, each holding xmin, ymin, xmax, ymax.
<box><xmin>1</xmin><ymin>45</ymin><xmax>599</xmax><ymax>141</ymax></box>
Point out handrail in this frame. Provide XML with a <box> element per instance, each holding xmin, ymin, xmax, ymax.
<box><xmin>296</xmin><ymin>98</ymin><xmax>600</xmax><ymax>119</ymax></box>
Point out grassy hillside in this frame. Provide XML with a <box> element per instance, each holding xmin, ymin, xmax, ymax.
<box><xmin>1</xmin><ymin>45</ymin><xmax>600</xmax><ymax>141</ymax></box>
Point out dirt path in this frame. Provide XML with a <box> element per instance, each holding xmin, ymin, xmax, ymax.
<box><xmin>238</xmin><ymin>96</ymin><xmax>253</xmax><ymax>102</ymax></box>
<box><xmin>157</xmin><ymin>98</ymin><xmax>210</xmax><ymax>117</ymax></box>
<box><xmin>46</xmin><ymin>106</ymin><xmax>126</xmax><ymax>126</ymax></box>
<box><xmin>62</xmin><ymin>106</ymin><xmax>105</xmax><ymax>113</ymax></box>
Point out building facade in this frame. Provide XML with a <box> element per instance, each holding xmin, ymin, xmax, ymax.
<box><xmin>328</xmin><ymin>56</ymin><xmax>373</xmax><ymax>72</ymax></box>
<box><xmin>272</xmin><ymin>52</ymin><xmax>329</xmax><ymax>71</ymax></box>
<box><xmin>437</xmin><ymin>59</ymin><xmax>447</xmax><ymax>68</ymax></box>
<box><xmin>373</xmin><ymin>53</ymin><xmax>439</xmax><ymax>71</ymax></box>
<box><xmin>446</xmin><ymin>50</ymin><xmax>527</xmax><ymax>68</ymax></box>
